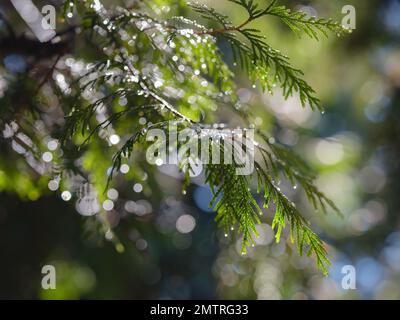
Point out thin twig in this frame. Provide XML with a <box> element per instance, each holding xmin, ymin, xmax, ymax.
<box><xmin>195</xmin><ymin>16</ymin><xmax>252</xmax><ymax>36</ymax></box>
<box><xmin>118</xmin><ymin>52</ymin><xmax>196</xmax><ymax>124</ymax></box>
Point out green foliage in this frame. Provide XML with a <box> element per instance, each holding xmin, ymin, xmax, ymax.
<box><xmin>207</xmin><ymin>163</ymin><xmax>262</xmax><ymax>254</ymax></box>
<box><xmin>191</xmin><ymin>3</ymin><xmax>233</xmax><ymax>29</ymax></box>
<box><xmin>202</xmin><ymin>129</ymin><xmax>337</xmax><ymax>276</ymax></box>
<box><xmin>0</xmin><ymin>0</ymin><xmax>348</xmax><ymax>275</ymax></box>
<box><xmin>189</xmin><ymin>0</ymin><xmax>351</xmax><ymax>110</ymax></box>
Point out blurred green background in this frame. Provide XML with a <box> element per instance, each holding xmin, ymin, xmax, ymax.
<box><xmin>1</xmin><ymin>0</ymin><xmax>400</xmax><ymax>299</ymax></box>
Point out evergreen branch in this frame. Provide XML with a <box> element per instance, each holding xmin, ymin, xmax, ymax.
<box><xmin>263</xmin><ymin>0</ymin><xmax>350</xmax><ymax>39</ymax></box>
<box><xmin>255</xmin><ymin>163</ymin><xmax>331</xmax><ymax>275</ymax></box>
<box><xmin>185</xmin><ymin>0</ymin><xmax>350</xmax><ymax>110</ymax></box>
<box><xmin>117</xmin><ymin>52</ymin><xmax>196</xmax><ymax>124</ymax></box>
<box><xmin>216</xmin><ymin>29</ymin><xmax>318</xmax><ymax>109</ymax></box>
<box><xmin>206</xmin><ymin>163</ymin><xmax>262</xmax><ymax>253</ymax></box>
<box><xmin>256</xmin><ymin>131</ymin><xmax>341</xmax><ymax>215</ymax></box>
<box><xmin>189</xmin><ymin>2</ymin><xmax>233</xmax><ymax>29</ymax></box>
<box><xmin>107</xmin><ymin>130</ymin><xmax>145</xmax><ymax>188</ymax></box>
<box><xmin>49</xmin><ymin>0</ymin><xmax>342</xmax><ymax>276</ymax></box>
<box><xmin>198</xmin><ymin>128</ymin><xmax>333</xmax><ymax>274</ymax></box>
